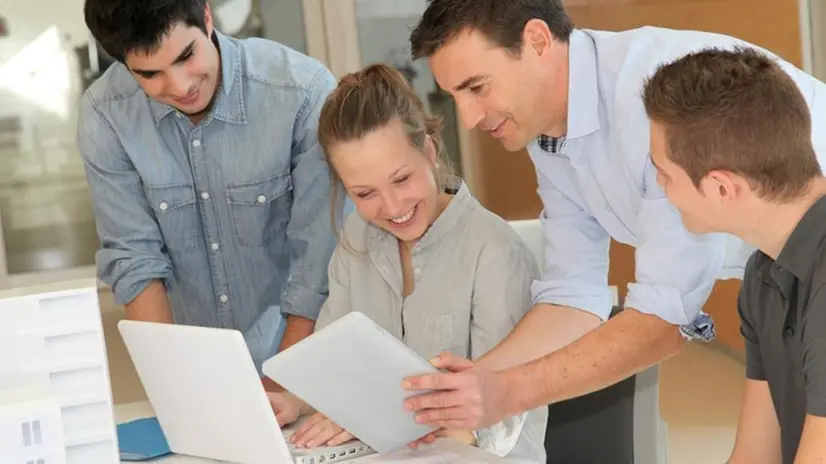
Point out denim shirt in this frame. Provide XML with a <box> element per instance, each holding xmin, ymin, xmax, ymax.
<box><xmin>76</xmin><ymin>31</ymin><xmax>339</xmax><ymax>368</ymax></box>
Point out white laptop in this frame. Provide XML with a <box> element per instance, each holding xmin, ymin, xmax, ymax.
<box><xmin>261</xmin><ymin>312</ymin><xmax>440</xmax><ymax>454</ymax></box>
<box><xmin>118</xmin><ymin>320</ymin><xmax>374</xmax><ymax>464</ymax></box>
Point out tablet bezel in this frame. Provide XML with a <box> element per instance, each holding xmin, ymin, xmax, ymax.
<box><xmin>261</xmin><ymin>311</ymin><xmax>439</xmax><ymax>454</ymax></box>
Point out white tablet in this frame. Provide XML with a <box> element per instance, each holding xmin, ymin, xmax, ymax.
<box><xmin>261</xmin><ymin>311</ymin><xmax>439</xmax><ymax>454</ymax></box>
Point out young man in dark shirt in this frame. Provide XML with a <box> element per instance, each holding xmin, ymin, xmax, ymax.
<box><xmin>643</xmin><ymin>47</ymin><xmax>826</xmax><ymax>464</ymax></box>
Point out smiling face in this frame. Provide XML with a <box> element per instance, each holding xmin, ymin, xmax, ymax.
<box><xmin>428</xmin><ymin>25</ymin><xmax>567</xmax><ymax>151</ymax></box>
<box><xmin>329</xmin><ymin>118</ymin><xmax>445</xmax><ymax>244</ymax></box>
<box><xmin>124</xmin><ymin>6</ymin><xmax>219</xmax><ymax>118</ymax></box>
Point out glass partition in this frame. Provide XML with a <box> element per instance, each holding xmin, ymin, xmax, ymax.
<box><xmin>352</xmin><ymin>0</ymin><xmax>463</xmax><ymax>174</ymax></box>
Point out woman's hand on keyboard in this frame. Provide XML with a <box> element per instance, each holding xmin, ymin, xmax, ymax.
<box><xmin>290</xmin><ymin>412</ymin><xmax>355</xmax><ymax>448</ymax></box>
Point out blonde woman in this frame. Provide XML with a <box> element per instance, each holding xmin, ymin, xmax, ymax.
<box><xmin>269</xmin><ymin>64</ymin><xmax>547</xmax><ymax>462</ymax></box>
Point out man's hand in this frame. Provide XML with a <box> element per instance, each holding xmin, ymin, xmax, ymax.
<box><xmin>403</xmin><ymin>352</ymin><xmax>509</xmax><ymax>436</ymax></box>
<box><xmin>290</xmin><ymin>412</ymin><xmax>354</xmax><ymax>448</ymax></box>
<box><xmin>267</xmin><ymin>391</ymin><xmax>308</xmax><ymax>427</ymax></box>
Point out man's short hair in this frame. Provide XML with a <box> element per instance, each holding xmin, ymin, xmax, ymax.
<box><xmin>643</xmin><ymin>46</ymin><xmax>821</xmax><ymax>202</ymax></box>
<box><xmin>409</xmin><ymin>0</ymin><xmax>574</xmax><ymax>60</ymax></box>
<box><xmin>84</xmin><ymin>0</ymin><xmax>208</xmax><ymax>62</ymax></box>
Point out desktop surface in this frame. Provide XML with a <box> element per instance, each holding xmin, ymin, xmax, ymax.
<box><xmin>114</xmin><ymin>401</ymin><xmax>510</xmax><ymax>463</ymax></box>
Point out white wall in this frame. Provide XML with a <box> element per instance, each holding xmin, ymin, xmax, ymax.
<box><xmin>0</xmin><ymin>0</ymin><xmax>86</xmax><ymax>121</ymax></box>
<box><xmin>0</xmin><ymin>0</ymin><xmax>88</xmax><ymax>51</ymax></box>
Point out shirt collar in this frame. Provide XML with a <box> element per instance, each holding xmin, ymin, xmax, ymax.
<box><xmin>368</xmin><ymin>181</ymin><xmax>474</xmax><ymax>252</ymax></box>
<box><xmin>563</xmin><ymin>29</ymin><xmax>601</xmax><ymax>140</ymax></box>
<box><xmin>774</xmin><ymin>195</ymin><xmax>826</xmax><ymax>281</ymax></box>
<box><xmin>150</xmin><ymin>30</ymin><xmax>246</xmax><ymax>126</ymax></box>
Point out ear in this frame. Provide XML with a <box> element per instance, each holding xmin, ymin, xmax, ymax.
<box><xmin>705</xmin><ymin>170</ymin><xmax>740</xmax><ymax>202</ymax></box>
<box><xmin>425</xmin><ymin>135</ymin><xmax>438</xmax><ymax>166</ymax></box>
<box><xmin>522</xmin><ymin>19</ymin><xmax>553</xmax><ymax>58</ymax></box>
<box><xmin>204</xmin><ymin>3</ymin><xmax>214</xmax><ymax>35</ymax></box>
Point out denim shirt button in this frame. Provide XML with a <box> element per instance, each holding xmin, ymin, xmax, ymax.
<box><xmin>257</xmin><ymin>195</ymin><xmax>266</xmax><ymax>203</ymax></box>
<box><xmin>159</xmin><ymin>201</ymin><xmax>168</xmax><ymax>211</ymax></box>
<box><xmin>219</xmin><ymin>294</ymin><xmax>229</xmax><ymax>303</ymax></box>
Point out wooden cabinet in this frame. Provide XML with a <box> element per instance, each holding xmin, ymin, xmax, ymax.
<box><xmin>467</xmin><ymin>0</ymin><xmax>803</xmax><ymax>356</ymax></box>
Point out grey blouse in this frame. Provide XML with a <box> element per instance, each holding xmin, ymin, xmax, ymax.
<box><xmin>315</xmin><ymin>183</ymin><xmax>547</xmax><ymax>462</ymax></box>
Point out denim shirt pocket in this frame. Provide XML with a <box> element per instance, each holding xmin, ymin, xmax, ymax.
<box><xmin>226</xmin><ymin>173</ymin><xmax>293</xmax><ymax>248</ymax></box>
<box><xmin>144</xmin><ymin>184</ymin><xmax>200</xmax><ymax>255</ymax></box>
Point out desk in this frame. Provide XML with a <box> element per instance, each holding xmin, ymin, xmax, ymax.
<box><xmin>114</xmin><ymin>401</ymin><xmax>509</xmax><ymax>463</ymax></box>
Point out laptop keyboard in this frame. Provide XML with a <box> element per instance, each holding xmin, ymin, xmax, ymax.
<box><xmin>281</xmin><ymin>423</ymin><xmax>374</xmax><ymax>463</ymax></box>
<box><xmin>287</xmin><ymin>438</ymin><xmax>374</xmax><ymax>463</ymax></box>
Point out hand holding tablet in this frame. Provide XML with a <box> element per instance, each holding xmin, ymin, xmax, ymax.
<box><xmin>261</xmin><ymin>312</ymin><xmax>440</xmax><ymax>454</ymax></box>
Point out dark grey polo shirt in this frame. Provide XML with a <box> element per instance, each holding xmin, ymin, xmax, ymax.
<box><xmin>739</xmin><ymin>196</ymin><xmax>826</xmax><ymax>464</ymax></box>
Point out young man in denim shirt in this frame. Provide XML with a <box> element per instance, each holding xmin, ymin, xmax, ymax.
<box><xmin>77</xmin><ymin>0</ymin><xmax>340</xmax><ymax>380</ymax></box>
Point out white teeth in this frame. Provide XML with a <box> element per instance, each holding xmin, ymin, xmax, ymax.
<box><xmin>389</xmin><ymin>205</ymin><xmax>416</xmax><ymax>224</ymax></box>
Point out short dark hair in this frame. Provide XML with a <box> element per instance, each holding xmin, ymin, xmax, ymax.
<box><xmin>84</xmin><ymin>0</ymin><xmax>208</xmax><ymax>62</ymax></box>
<box><xmin>643</xmin><ymin>46</ymin><xmax>821</xmax><ymax>202</ymax></box>
<box><xmin>410</xmin><ymin>0</ymin><xmax>574</xmax><ymax>59</ymax></box>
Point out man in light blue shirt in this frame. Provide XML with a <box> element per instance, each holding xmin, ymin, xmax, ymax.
<box><xmin>402</xmin><ymin>0</ymin><xmax>826</xmax><ymax>435</ymax></box>
<box><xmin>77</xmin><ymin>0</ymin><xmax>340</xmax><ymax>376</ymax></box>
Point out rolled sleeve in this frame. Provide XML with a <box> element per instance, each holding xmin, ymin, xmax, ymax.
<box><xmin>313</xmin><ymin>244</ymin><xmax>352</xmax><ymax>333</ymax></box>
<box><xmin>76</xmin><ymin>94</ymin><xmax>172</xmax><ymax>305</ymax></box>
<box><xmin>281</xmin><ymin>67</ymin><xmax>339</xmax><ymax>320</ymax></box>
<box><xmin>470</xmin><ymin>239</ymin><xmax>547</xmax><ymax>461</ymax></box>
<box><xmin>530</xmin><ymin>169</ymin><xmax>613</xmax><ymax>320</ymax></box>
<box><xmin>625</xmin><ymin>160</ymin><xmax>726</xmax><ymax>332</ymax></box>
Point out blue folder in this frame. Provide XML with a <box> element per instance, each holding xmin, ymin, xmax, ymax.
<box><xmin>117</xmin><ymin>417</ymin><xmax>172</xmax><ymax>461</ymax></box>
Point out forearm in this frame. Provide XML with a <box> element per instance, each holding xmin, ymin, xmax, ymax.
<box><xmin>727</xmin><ymin>379</ymin><xmax>782</xmax><ymax>464</ymax></box>
<box><xmin>503</xmin><ymin>309</ymin><xmax>685</xmax><ymax>414</ymax></box>
<box><xmin>278</xmin><ymin>315</ymin><xmax>316</xmax><ymax>352</ymax></box>
<box><xmin>124</xmin><ymin>280</ymin><xmax>173</xmax><ymax>323</ymax></box>
<box><xmin>728</xmin><ymin>431</ymin><xmax>782</xmax><ymax>464</ymax></box>
<box><xmin>477</xmin><ymin>303</ymin><xmax>600</xmax><ymax>372</ymax></box>
<box><xmin>729</xmin><ymin>445</ymin><xmax>781</xmax><ymax>464</ymax></box>
<box><xmin>793</xmin><ymin>415</ymin><xmax>826</xmax><ymax>463</ymax></box>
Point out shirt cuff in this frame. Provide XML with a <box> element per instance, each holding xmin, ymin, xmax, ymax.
<box><xmin>625</xmin><ymin>282</ymin><xmax>694</xmax><ymax>325</ymax></box>
<box><xmin>280</xmin><ymin>282</ymin><xmax>327</xmax><ymax>321</ymax></box>
<box><xmin>625</xmin><ymin>282</ymin><xmax>717</xmax><ymax>342</ymax></box>
<box><xmin>472</xmin><ymin>412</ymin><xmax>527</xmax><ymax>457</ymax></box>
<box><xmin>530</xmin><ymin>280</ymin><xmax>614</xmax><ymax>321</ymax></box>
<box><xmin>105</xmin><ymin>256</ymin><xmax>172</xmax><ymax>305</ymax></box>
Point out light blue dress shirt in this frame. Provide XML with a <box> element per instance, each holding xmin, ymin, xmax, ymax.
<box><xmin>76</xmin><ymin>31</ymin><xmax>340</xmax><ymax>369</ymax></box>
<box><xmin>528</xmin><ymin>27</ymin><xmax>826</xmax><ymax>338</ymax></box>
